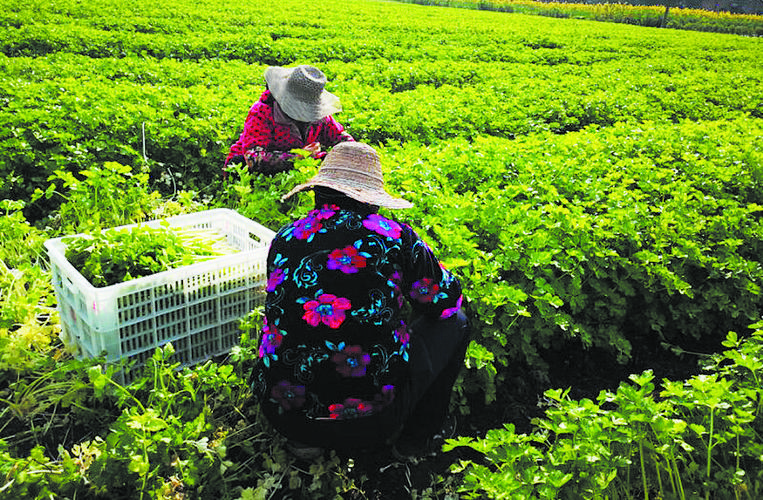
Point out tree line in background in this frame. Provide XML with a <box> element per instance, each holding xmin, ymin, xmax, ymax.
<box><xmin>396</xmin><ymin>0</ymin><xmax>763</xmax><ymax>32</ymax></box>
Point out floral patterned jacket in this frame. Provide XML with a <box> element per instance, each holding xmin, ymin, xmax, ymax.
<box><xmin>225</xmin><ymin>90</ymin><xmax>354</xmax><ymax>174</ymax></box>
<box><xmin>251</xmin><ymin>203</ymin><xmax>463</xmax><ymax>429</ymax></box>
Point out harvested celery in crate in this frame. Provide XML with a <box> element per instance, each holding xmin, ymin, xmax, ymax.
<box><xmin>44</xmin><ymin>209</ymin><xmax>275</xmax><ymax>383</ymax></box>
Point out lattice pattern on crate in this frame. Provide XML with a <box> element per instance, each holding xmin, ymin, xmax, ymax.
<box><xmin>44</xmin><ymin>209</ymin><xmax>275</xmax><ymax>384</ymax></box>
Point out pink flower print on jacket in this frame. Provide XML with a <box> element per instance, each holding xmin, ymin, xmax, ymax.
<box><xmin>362</xmin><ymin>214</ymin><xmax>402</xmax><ymax>239</ymax></box>
<box><xmin>292</xmin><ymin>216</ymin><xmax>325</xmax><ymax>242</ymax></box>
<box><xmin>266</xmin><ymin>268</ymin><xmax>286</xmax><ymax>292</ymax></box>
<box><xmin>393</xmin><ymin>322</ymin><xmax>410</xmax><ymax>347</ymax></box>
<box><xmin>372</xmin><ymin>384</ymin><xmax>395</xmax><ymax>410</ymax></box>
<box><xmin>439</xmin><ymin>294</ymin><xmax>464</xmax><ymax>319</ymax></box>
<box><xmin>271</xmin><ymin>380</ymin><xmax>306</xmax><ymax>411</ymax></box>
<box><xmin>410</xmin><ymin>277</ymin><xmax>448</xmax><ymax>304</ymax></box>
<box><xmin>299</xmin><ymin>292</ymin><xmax>352</xmax><ymax>328</ymax></box>
<box><xmin>331</xmin><ymin>344</ymin><xmax>371</xmax><ymax>377</ymax></box>
<box><xmin>327</xmin><ymin>243</ymin><xmax>371</xmax><ymax>274</ymax></box>
<box><xmin>266</xmin><ymin>253</ymin><xmax>288</xmax><ymax>292</ymax></box>
<box><xmin>259</xmin><ymin>318</ymin><xmax>285</xmax><ymax>358</ymax></box>
<box><xmin>393</xmin><ymin>321</ymin><xmax>410</xmax><ymax>361</ymax></box>
<box><xmin>328</xmin><ymin>398</ymin><xmax>373</xmax><ymax>420</ymax></box>
<box><xmin>308</xmin><ymin>204</ymin><xmax>340</xmax><ymax>220</ymax></box>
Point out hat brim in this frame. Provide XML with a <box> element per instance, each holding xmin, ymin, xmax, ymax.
<box><xmin>265</xmin><ymin>67</ymin><xmax>341</xmax><ymax>122</ymax></box>
<box><xmin>282</xmin><ymin>178</ymin><xmax>413</xmax><ymax>210</ymax></box>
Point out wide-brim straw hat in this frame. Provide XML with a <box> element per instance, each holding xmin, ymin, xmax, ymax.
<box><xmin>282</xmin><ymin>142</ymin><xmax>413</xmax><ymax>210</ymax></box>
<box><xmin>264</xmin><ymin>65</ymin><xmax>341</xmax><ymax>123</ymax></box>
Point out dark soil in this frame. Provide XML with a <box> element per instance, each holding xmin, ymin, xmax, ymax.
<box><xmin>331</xmin><ymin>338</ymin><xmax>713</xmax><ymax>499</ymax></box>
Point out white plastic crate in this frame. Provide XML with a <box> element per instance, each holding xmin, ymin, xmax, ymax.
<box><xmin>44</xmin><ymin>208</ymin><xmax>275</xmax><ymax>382</ymax></box>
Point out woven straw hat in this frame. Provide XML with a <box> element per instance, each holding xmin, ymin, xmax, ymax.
<box><xmin>264</xmin><ymin>65</ymin><xmax>341</xmax><ymax>123</ymax></box>
<box><xmin>282</xmin><ymin>142</ymin><xmax>413</xmax><ymax>209</ymax></box>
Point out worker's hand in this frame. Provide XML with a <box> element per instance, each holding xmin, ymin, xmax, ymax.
<box><xmin>304</xmin><ymin>142</ymin><xmax>321</xmax><ymax>154</ymax></box>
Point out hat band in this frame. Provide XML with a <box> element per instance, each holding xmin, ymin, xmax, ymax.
<box><xmin>316</xmin><ymin>176</ymin><xmax>386</xmax><ymax>196</ymax></box>
<box><xmin>316</xmin><ymin>165</ymin><xmax>384</xmax><ymax>190</ymax></box>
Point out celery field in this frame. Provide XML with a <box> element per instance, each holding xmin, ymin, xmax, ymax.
<box><xmin>1</xmin><ymin>0</ymin><xmax>763</xmax><ymax>498</ymax></box>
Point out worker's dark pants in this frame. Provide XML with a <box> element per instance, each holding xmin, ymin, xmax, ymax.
<box><xmin>399</xmin><ymin>308</ymin><xmax>471</xmax><ymax>439</ymax></box>
<box><xmin>264</xmin><ymin>308</ymin><xmax>471</xmax><ymax>451</ymax></box>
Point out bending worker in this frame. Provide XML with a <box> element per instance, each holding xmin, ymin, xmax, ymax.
<box><xmin>250</xmin><ymin>141</ymin><xmax>470</xmax><ymax>460</ymax></box>
<box><xmin>225</xmin><ymin>64</ymin><xmax>354</xmax><ymax>174</ymax></box>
